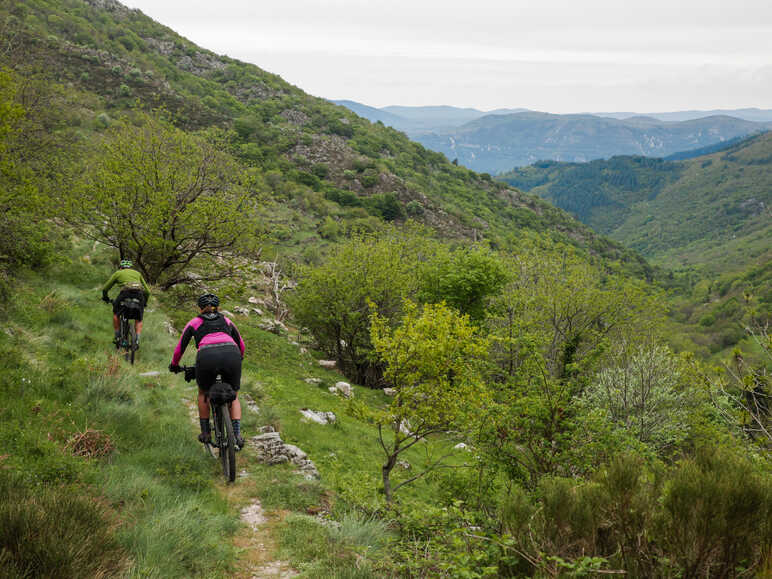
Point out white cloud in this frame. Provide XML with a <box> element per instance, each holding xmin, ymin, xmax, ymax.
<box><xmin>124</xmin><ymin>0</ymin><xmax>772</xmax><ymax>112</ymax></box>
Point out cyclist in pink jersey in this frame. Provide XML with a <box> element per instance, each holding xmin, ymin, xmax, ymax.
<box><xmin>169</xmin><ymin>293</ymin><xmax>245</xmax><ymax>447</ymax></box>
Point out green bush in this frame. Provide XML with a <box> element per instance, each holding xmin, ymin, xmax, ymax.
<box><xmin>656</xmin><ymin>447</ymin><xmax>772</xmax><ymax>577</ymax></box>
<box><xmin>0</xmin><ymin>472</ymin><xmax>129</xmax><ymax>578</ymax></box>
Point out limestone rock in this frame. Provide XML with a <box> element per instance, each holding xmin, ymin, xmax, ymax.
<box><xmin>318</xmin><ymin>359</ymin><xmax>337</xmax><ymax>369</ymax></box>
<box><xmin>334</xmin><ymin>382</ymin><xmax>353</xmax><ymax>398</ymax></box>
<box><xmin>247</xmin><ymin>430</ymin><xmax>320</xmax><ymax>479</ymax></box>
<box><xmin>300</xmin><ymin>409</ymin><xmax>337</xmax><ymax>425</ymax></box>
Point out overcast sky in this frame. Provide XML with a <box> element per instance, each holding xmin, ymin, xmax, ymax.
<box><xmin>123</xmin><ymin>0</ymin><xmax>772</xmax><ymax>114</ymax></box>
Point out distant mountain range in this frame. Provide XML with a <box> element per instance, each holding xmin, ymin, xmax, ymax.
<box><xmin>334</xmin><ymin>101</ymin><xmax>772</xmax><ymax>174</ymax></box>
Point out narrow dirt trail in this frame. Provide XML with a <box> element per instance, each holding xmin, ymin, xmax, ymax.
<box><xmin>181</xmin><ymin>394</ymin><xmax>297</xmax><ymax>578</ymax></box>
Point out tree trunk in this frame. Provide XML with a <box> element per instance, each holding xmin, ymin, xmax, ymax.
<box><xmin>382</xmin><ymin>453</ymin><xmax>397</xmax><ymax>503</ymax></box>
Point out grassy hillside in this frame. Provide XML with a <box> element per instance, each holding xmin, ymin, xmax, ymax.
<box><xmin>0</xmin><ymin>0</ymin><xmax>648</xmax><ymax>275</ymax></box>
<box><xmin>2</xmin><ymin>1</ymin><xmax>771</xmax><ymax>576</ymax></box>
<box><xmin>499</xmin><ymin>132</ymin><xmax>772</xmax><ymax>355</ymax></box>
<box><xmin>498</xmin><ymin>132</ymin><xmax>771</xmax><ymax>269</ymax></box>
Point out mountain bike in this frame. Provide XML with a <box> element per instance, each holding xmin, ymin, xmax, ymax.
<box><xmin>172</xmin><ymin>365</ymin><xmax>237</xmax><ymax>483</ymax></box>
<box><xmin>110</xmin><ymin>297</ymin><xmax>141</xmax><ymax>364</ymax></box>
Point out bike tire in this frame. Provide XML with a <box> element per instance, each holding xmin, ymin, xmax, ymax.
<box><xmin>128</xmin><ymin>322</ymin><xmax>136</xmax><ymax>365</ymax></box>
<box><xmin>216</xmin><ymin>404</ymin><xmax>237</xmax><ymax>483</ymax></box>
<box><xmin>120</xmin><ymin>316</ymin><xmax>131</xmax><ymax>362</ymax></box>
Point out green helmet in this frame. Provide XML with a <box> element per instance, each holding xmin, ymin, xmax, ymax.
<box><xmin>119</xmin><ymin>259</ymin><xmax>133</xmax><ymax>269</ymax></box>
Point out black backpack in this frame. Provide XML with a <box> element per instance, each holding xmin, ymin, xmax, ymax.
<box><xmin>193</xmin><ymin>313</ymin><xmax>230</xmax><ymax>346</ymax></box>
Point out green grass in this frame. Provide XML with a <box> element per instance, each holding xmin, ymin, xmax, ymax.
<box><xmin>0</xmin><ymin>241</ymin><xmax>469</xmax><ymax>576</ymax></box>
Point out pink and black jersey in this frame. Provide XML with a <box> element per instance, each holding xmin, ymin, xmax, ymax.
<box><xmin>171</xmin><ymin>313</ymin><xmax>245</xmax><ymax>366</ymax></box>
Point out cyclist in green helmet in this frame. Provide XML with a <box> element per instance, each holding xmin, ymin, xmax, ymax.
<box><xmin>102</xmin><ymin>259</ymin><xmax>150</xmax><ymax>347</ymax></box>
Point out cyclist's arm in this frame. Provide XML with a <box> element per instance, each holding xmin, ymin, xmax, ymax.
<box><xmin>171</xmin><ymin>322</ymin><xmax>195</xmax><ymax>366</ymax></box>
<box><xmin>139</xmin><ymin>275</ymin><xmax>150</xmax><ymax>300</ymax></box>
<box><xmin>226</xmin><ymin>318</ymin><xmax>246</xmax><ymax>358</ymax></box>
<box><xmin>102</xmin><ymin>271</ymin><xmax>118</xmax><ymax>295</ymax></box>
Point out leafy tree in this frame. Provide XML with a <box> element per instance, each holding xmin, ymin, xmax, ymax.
<box><xmin>288</xmin><ymin>231</ymin><xmax>423</xmax><ymax>385</ymax></box>
<box><xmin>418</xmin><ymin>245</ymin><xmax>508</xmax><ymax>322</ymax></box>
<box><xmin>362</xmin><ymin>301</ymin><xmax>489</xmax><ymax>502</ymax></box>
<box><xmin>481</xmin><ymin>245</ymin><xmax>664</xmax><ymax>482</ymax></box>
<box><xmin>70</xmin><ymin>111</ymin><xmax>262</xmax><ymax>288</ymax></box>
<box><xmin>580</xmin><ymin>342</ymin><xmax>697</xmax><ymax>453</ymax></box>
<box><xmin>0</xmin><ymin>68</ymin><xmax>70</xmax><ymax>293</ymax></box>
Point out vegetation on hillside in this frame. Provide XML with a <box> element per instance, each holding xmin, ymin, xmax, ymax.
<box><xmin>1</xmin><ymin>0</ymin><xmax>770</xmax><ymax>577</ymax></box>
<box><xmin>499</xmin><ymin>132</ymin><xmax>772</xmax><ymax>357</ymax></box>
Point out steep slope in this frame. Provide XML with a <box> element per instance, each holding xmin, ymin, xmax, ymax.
<box><xmin>1</xmin><ymin>0</ymin><xmax>643</xmax><ymax>271</ymax></box>
<box><xmin>498</xmin><ymin>132</ymin><xmax>772</xmax><ymax>270</ymax></box>
<box><xmin>499</xmin><ymin>132</ymin><xmax>772</xmax><ymax>355</ymax></box>
<box><xmin>417</xmin><ymin>111</ymin><xmax>768</xmax><ymax>174</ymax></box>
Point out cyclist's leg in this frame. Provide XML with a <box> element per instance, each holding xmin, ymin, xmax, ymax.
<box><xmin>220</xmin><ymin>347</ymin><xmax>243</xmax><ymax>444</ymax></box>
<box><xmin>196</xmin><ymin>349</ymin><xmax>219</xmax><ymax>442</ymax></box>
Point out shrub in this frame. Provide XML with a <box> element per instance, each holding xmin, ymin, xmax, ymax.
<box><xmin>656</xmin><ymin>447</ymin><xmax>772</xmax><ymax>577</ymax></box>
<box><xmin>0</xmin><ymin>472</ymin><xmax>129</xmax><ymax>578</ymax></box>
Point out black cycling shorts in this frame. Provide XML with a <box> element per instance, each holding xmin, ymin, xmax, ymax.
<box><xmin>195</xmin><ymin>343</ymin><xmax>242</xmax><ymax>391</ymax></box>
<box><xmin>113</xmin><ymin>289</ymin><xmax>145</xmax><ymax>321</ymax></box>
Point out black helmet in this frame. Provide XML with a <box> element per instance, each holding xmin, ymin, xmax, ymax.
<box><xmin>197</xmin><ymin>293</ymin><xmax>219</xmax><ymax>309</ymax></box>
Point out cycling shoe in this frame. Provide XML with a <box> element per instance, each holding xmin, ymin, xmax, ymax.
<box><xmin>198</xmin><ymin>432</ymin><xmax>211</xmax><ymax>444</ymax></box>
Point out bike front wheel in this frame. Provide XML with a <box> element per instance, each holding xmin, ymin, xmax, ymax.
<box><xmin>215</xmin><ymin>404</ymin><xmax>236</xmax><ymax>483</ymax></box>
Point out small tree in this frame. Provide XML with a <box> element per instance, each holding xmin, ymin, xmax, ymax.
<box><xmin>581</xmin><ymin>342</ymin><xmax>695</xmax><ymax>453</ymax></box>
<box><xmin>71</xmin><ymin>111</ymin><xmax>262</xmax><ymax>288</ymax></box>
<box><xmin>288</xmin><ymin>231</ymin><xmax>425</xmax><ymax>386</ymax></box>
<box><xmin>364</xmin><ymin>301</ymin><xmax>489</xmax><ymax>502</ymax></box>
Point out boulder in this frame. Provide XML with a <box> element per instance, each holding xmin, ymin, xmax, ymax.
<box><xmin>300</xmin><ymin>409</ymin><xmax>337</xmax><ymax>425</ymax></box>
<box><xmin>383</xmin><ymin>388</ymin><xmax>396</xmax><ymax>396</ymax></box>
<box><xmin>318</xmin><ymin>359</ymin><xmax>337</xmax><ymax>369</ymax></box>
<box><xmin>304</xmin><ymin>378</ymin><xmax>322</xmax><ymax>385</ymax></box>
<box><xmin>233</xmin><ymin>306</ymin><xmax>250</xmax><ymax>316</ymax></box>
<box><xmin>454</xmin><ymin>443</ymin><xmax>470</xmax><ymax>451</ymax></box>
<box><xmin>247</xmin><ymin>430</ymin><xmax>320</xmax><ymax>479</ymax></box>
<box><xmin>334</xmin><ymin>381</ymin><xmax>353</xmax><ymax>398</ymax></box>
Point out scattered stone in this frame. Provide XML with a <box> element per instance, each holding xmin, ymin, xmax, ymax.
<box><xmin>304</xmin><ymin>378</ymin><xmax>322</xmax><ymax>385</ymax></box>
<box><xmin>300</xmin><ymin>409</ymin><xmax>337</xmax><ymax>425</ymax></box>
<box><xmin>259</xmin><ymin>319</ymin><xmax>289</xmax><ymax>335</ymax></box>
<box><xmin>328</xmin><ymin>386</ymin><xmax>338</xmax><ymax>394</ymax></box>
<box><xmin>233</xmin><ymin>306</ymin><xmax>250</xmax><ymax>316</ymax></box>
<box><xmin>334</xmin><ymin>381</ymin><xmax>353</xmax><ymax>398</ymax></box>
<box><xmin>383</xmin><ymin>388</ymin><xmax>396</xmax><ymax>396</ymax></box>
<box><xmin>241</xmin><ymin>392</ymin><xmax>259</xmax><ymax>414</ymax></box>
<box><xmin>240</xmin><ymin>500</ymin><xmax>267</xmax><ymax>531</ymax></box>
<box><xmin>163</xmin><ymin>320</ymin><xmax>178</xmax><ymax>335</ymax></box>
<box><xmin>251</xmin><ymin>307</ymin><xmax>264</xmax><ymax>316</ymax></box>
<box><xmin>220</xmin><ymin>309</ymin><xmax>234</xmax><ymax>318</ymax></box>
<box><xmin>248</xmin><ymin>296</ymin><xmax>264</xmax><ymax>305</ymax></box>
<box><xmin>318</xmin><ymin>359</ymin><xmax>337</xmax><ymax>369</ymax></box>
<box><xmin>139</xmin><ymin>371</ymin><xmax>160</xmax><ymax>377</ymax></box>
<box><xmin>258</xmin><ymin>425</ymin><xmax>275</xmax><ymax>434</ymax></box>
<box><xmin>454</xmin><ymin>443</ymin><xmax>470</xmax><ymax>451</ymax></box>
<box><xmin>300</xmin><ymin>347</ymin><xmax>308</xmax><ymax>355</ymax></box>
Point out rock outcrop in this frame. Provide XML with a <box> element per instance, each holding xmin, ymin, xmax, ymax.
<box><xmin>248</xmin><ymin>427</ymin><xmax>320</xmax><ymax>480</ymax></box>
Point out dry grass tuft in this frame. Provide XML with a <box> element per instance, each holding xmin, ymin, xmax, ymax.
<box><xmin>65</xmin><ymin>429</ymin><xmax>114</xmax><ymax>458</ymax></box>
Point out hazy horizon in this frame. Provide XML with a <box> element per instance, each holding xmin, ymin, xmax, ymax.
<box><xmin>124</xmin><ymin>0</ymin><xmax>772</xmax><ymax>114</ymax></box>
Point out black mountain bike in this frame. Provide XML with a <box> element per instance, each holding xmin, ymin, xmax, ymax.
<box><xmin>172</xmin><ymin>365</ymin><xmax>237</xmax><ymax>483</ymax></box>
<box><xmin>110</xmin><ymin>298</ymin><xmax>141</xmax><ymax>364</ymax></box>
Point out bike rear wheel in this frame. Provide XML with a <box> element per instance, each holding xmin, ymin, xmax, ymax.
<box><xmin>119</xmin><ymin>316</ymin><xmax>130</xmax><ymax>361</ymax></box>
<box><xmin>127</xmin><ymin>321</ymin><xmax>136</xmax><ymax>365</ymax></box>
<box><xmin>214</xmin><ymin>404</ymin><xmax>236</xmax><ymax>482</ymax></box>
